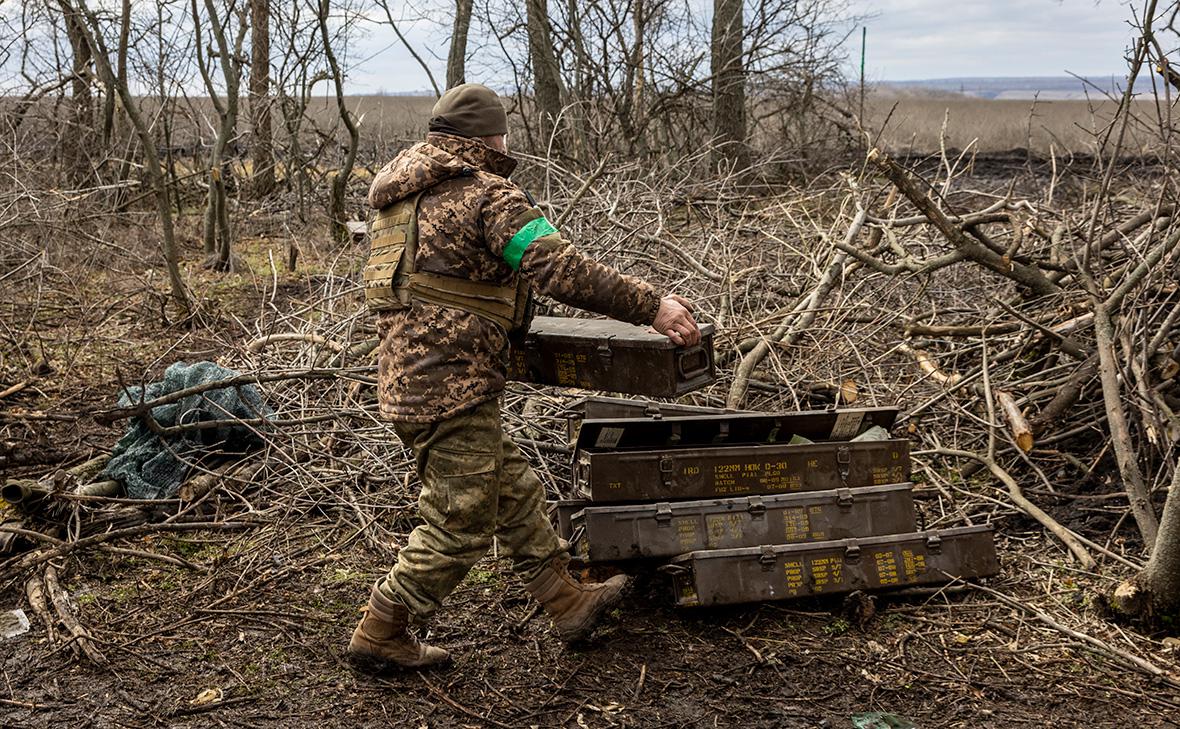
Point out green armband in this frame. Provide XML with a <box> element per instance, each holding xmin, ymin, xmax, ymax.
<box><xmin>503</xmin><ymin>216</ymin><xmax>559</xmax><ymax>270</ymax></box>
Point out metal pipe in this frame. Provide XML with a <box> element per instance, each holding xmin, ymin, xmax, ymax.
<box><xmin>1</xmin><ymin>481</ymin><xmax>47</xmax><ymax>506</ymax></box>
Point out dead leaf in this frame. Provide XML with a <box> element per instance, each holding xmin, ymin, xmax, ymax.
<box><xmin>190</xmin><ymin>688</ymin><xmax>223</xmax><ymax>706</ymax></box>
<box><xmin>840</xmin><ymin>379</ymin><xmax>859</xmax><ymax>404</ymax></box>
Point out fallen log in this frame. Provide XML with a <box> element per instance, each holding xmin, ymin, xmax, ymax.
<box><xmin>179</xmin><ymin>461</ymin><xmax>265</xmax><ymax>503</ymax></box>
<box><xmin>897</xmin><ymin>343</ymin><xmax>962</xmax><ymax>386</ymax></box>
<box><xmin>928</xmin><ymin>447</ymin><xmax>1096</xmax><ymax>569</ymax></box>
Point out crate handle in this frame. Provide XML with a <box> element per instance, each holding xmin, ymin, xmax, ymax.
<box><xmin>676</xmin><ymin>346</ymin><xmax>711</xmax><ymax>380</ymax></box>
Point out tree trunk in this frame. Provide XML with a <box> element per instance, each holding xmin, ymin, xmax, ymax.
<box><xmin>632</xmin><ymin>0</ymin><xmax>645</xmax><ymax>114</ymax></box>
<box><xmin>525</xmin><ymin>0</ymin><xmax>563</xmax><ymax>146</ymax></box>
<box><xmin>710</xmin><ymin>0</ymin><xmax>748</xmax><ymax>172</ymax></box>
<box><xmin>249</xmin><ymin>0</ymin><xmax>275</xmax><ymax>198</ymax></box>
<box><xmin>56</xmin><ymin>0</ymin><xmax>93</xmax><ymax>186</ymax></box>
<box><xmin>318</xmin><ymin>0</ymin><xmax>359</xmax><ymax>244</ymax></box>
<box><xmin>1111</xmin><ymin>461</ymin><xmax>1180</xmax><ymax>622</ymax></box>
<box><xmin>193</xmin><ymin>0</ymin><xmax>246</xmax><ymax>271</ymax></box>
<box><xmin>446</xmin><ymin>0</ymin><xmax>473</xmax><ymax>89</ymax></box>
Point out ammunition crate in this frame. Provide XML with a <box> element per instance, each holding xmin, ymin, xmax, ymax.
<box><xmin>668</xmin><ymin>525</ymin><xmax>999</xmax><ymax>607</ymax></box>
<box><xmin>570</xmin><ymin>483</ymin><xmax>916</xmax><ymax>562</ymax></box>
<box><xmin>547</xmin><ymin>499</ymin><xmax>591</xmax><ymax>541</ymax></box>
<box><xmin>574</xmin><ymin>438</ymin><xmax>910</xmax><ymax>502</ymax></box>
<box><xmin>507</xmin><ymin>316</ymin><xmax>716</xmax><ymax>397</ymax></box>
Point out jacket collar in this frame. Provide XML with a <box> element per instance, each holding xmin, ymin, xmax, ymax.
<box><xmin>425</xmin><ymin>132</ymin><xmax>518</xmax><ymax>178</ymax></box>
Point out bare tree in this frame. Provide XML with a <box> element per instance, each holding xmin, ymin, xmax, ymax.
<box><xmin>711</xmin><ymin>0</ymin><xmax>748</xmax><ymax>171</ymax></box>
<box><xmin>192</xmin><ymin>0</ymin><xmax>249</xmax><ymax>271</ymax></box>
<box><xmin>54</xmin><ymin>0</ymin><xmax>94</xmax><ymax>185</ymax></box>
<box><xmin>249</xmin><ymin>0</ymin><xmax>276</xmax><ymax>197</ymax></box>
<box><xmin>374</xmin><ymin>0</ymin><xmax>441</xmax><ymax>96</ymax></box>
<box><xmin>68</xmin><ymin>0</ymin><xmax>189</xmax><ymax>314</ymax></box>
<box><xmin>316</xmin><ymin>0</ymin><xmax>359</xmax><ymax>244</ymax></box>
<box><xmin>525</xmin><ymin>0</ymin><xmax>563</xmax><ymax>144</ymax></box>
<box><xmin>447</xmin><ymin>0</ymin><xmax>474</xmax><ymax>89</ymax></box>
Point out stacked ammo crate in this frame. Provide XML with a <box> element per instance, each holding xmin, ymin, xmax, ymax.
<box><xmin>552</xmin><ymin>397</ymin><xmax>999</xmax><ymax>607</ymax></box>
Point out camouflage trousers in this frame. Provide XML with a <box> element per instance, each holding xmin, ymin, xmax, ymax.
<box><xmin>378</xmin><ymin>398</ymin><xmax>564</xmax><ymax>619</ymax></box>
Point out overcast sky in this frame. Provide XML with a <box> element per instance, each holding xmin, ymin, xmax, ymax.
<box><xmin>344</xmin><ymin>0</ymin><xmax>1144</xmax><ymax>94</ymax></box>
<box><xmin>851</xmin><ymin>0</ymin><xmax>1140</xmax><ymax>80</ymax></box>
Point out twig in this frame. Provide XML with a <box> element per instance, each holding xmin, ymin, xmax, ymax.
<box><xmin>413</xmin><ymin>672</ymin><xmax>515</xmax><ymax>729</ymax></box>
<box><xmin>963</xmin><ymin>580</ymin><xmax>1174</xmax><ymax>683</ymax></box>
<box><xmin>43</xmin><ymin>564</ymin><xmax>106</xmax><ymax>665</ymax></box>
<box><xmin>924</xmin><ymin>447</ymin><xmax>1096</xmax><ymax>569</ymax></box>
<box><xmin>727</xmin><ymin>208</ymin><xmax>864</xmax><ymax>408</ymax></box>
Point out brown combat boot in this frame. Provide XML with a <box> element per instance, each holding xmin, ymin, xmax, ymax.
<box><xmin>524</xmin><ymin>556</ymin><xmax>628</xmax><ymax>642</ymax></box>
<box><xmin>347</xmin><ymin>584</ymin><xmax>450</xmax><ymax>670</ymax></box>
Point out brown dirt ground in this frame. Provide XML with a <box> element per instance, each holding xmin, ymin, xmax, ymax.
<box><xmin>2</xmin><ymin>544</ymin><xmax>1178</xmax><ymax>728</ymax></box>
<box><xmin>3</xmin><ymin>167</ymin><xmax>1180</xmax><ymax>729</ymax></box>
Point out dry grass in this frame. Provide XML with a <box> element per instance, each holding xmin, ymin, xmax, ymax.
<box><xmin>867</xmin><ymin>96</ymin><xmax>1171</xmax><ymax>156</ymax></box>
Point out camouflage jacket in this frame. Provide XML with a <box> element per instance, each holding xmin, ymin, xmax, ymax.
<box><xmin>369</xmin><ymin>133</ymin><xmax>662</xmax><ymax>423</ymax></box>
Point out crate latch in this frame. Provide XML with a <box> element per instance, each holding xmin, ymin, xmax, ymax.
<box><xmin>659</xmin><ymin>455</ymin><xmax>675</xmax><ymax>485</ymax></box>
<box><xmin>747</xmin><ymin>494</ymin><xmax>766</xmax><ymax>517</ymax></box>
<box><xmin>575</xmin><ymin>460</ymin><xmax>591</xmax><ymax>490</ymax></box>
<box><xmin>844</xmin><ymin>540</ymin><xmax>861</xmax><ymax>562</ymax></box>
<box><xmin>595</xmin><ymin>340</ymin><xmax>613</xmax><ymax>365</ymax></box>
<box><xmin>836</xmin><ymin>487</ymin><xmax>854</xmax><ymax>509</ymax></box>
<box><xmin>925</xmin><ymin>533</ymin><xmax>943</xmax><ymax>553</ymax></box>
<box><xmin>836</xmin><ymin>445</ymin><xmax>852</xmax><ymax>486</ymax></box>
<box><xmin>758</xmin><ymin>545</ymin><xmax>777</xmax><ymax>570</ymax></box>
<box><xmin>655</xmin><ymin>502</ymin><xmax>673</xmax><ymax>526</ymax></box>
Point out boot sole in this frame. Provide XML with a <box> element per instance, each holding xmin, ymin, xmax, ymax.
<box><xmin>346</xmin><ymin>647</ymin><xmax>450</xmax><ymax>673</ymax></box>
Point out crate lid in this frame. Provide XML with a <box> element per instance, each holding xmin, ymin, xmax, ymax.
<box><xmin>669</xmin><ymin>524</ymin><xmax>996</xmax><ymax>564</ymax></box>
<box><xmin>572</xmin><ymin>482</ymin><xmax>913</xmax><ymax>520</ymax></box>
<box><xmin>524</xmin><ymin>316</ymin><xmax>715</xmax><ymax>350</ymax></box>
<box><xmin>574</xmin><ymin>406</ymin><xmax>901</xmax><ymax>451</ymax></box>
<box><xmin>566</xmin><ymin>395</ymin><xmax>747</xmax><ymax>419</ymax></box>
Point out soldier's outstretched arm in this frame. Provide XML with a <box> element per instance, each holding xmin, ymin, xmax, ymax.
<box><xmin>481</xmin><ymin>179</ymin><xmax>701</xmax><ymax>345</ymax></box>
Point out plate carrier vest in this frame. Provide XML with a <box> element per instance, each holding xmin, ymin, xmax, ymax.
<box><xmin>363</xmin><ymin>184</ymin><xmax>530</xmax><ymax>333</ymax></box>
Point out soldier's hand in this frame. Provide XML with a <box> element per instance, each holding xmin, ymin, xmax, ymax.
<box><xmin>652</xmin><ymin>295</ymin><xmax>701</xmax><ymax>347</ymax></box>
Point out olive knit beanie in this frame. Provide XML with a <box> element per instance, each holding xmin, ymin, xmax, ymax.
<box><xmin>428</xmin><ymin>83</ymin><xmax>509</xmax><ymax>138</ymax></box>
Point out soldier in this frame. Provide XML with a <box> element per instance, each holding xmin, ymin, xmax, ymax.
<box><xmin>349</xmin><ymin>83</ymin><xmax>701</xmax><ymax>669</ymax></box>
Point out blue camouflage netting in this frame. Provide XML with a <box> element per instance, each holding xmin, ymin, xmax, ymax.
<box><xmin>100</xmin><ymin>361</ymin><xmax>273</xmax><ymax>499</ymax></box>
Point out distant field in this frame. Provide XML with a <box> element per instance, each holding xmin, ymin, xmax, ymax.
<box><xmin>866</xmin><ymin>96</ymin><xmax>1169</xmax><ymax>156</ymax></box>
<box><xmin>4</xmin><ymin>92</ymin><xmax>1165</xmax><ymax>161</ymax></box>
<box><xmin>333</xmin><ymin>93</ymin><xmax>1172</xmax><ymax>159</ymax></box>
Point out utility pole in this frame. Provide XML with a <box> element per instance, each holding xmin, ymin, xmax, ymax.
<box><xmin>859</xmin><ymin>26</ymin><xmax>867</xmax><ymax>126</ymax></box>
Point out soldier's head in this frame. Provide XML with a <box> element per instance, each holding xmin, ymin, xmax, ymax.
<box><xmin>429</xmin><ymin>83</ymin><xmax>509</xmax><ymax>154</ymax></box>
